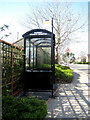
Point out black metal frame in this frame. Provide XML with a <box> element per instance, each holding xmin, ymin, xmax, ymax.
<box><xmin>22</xmin><ymin>29</ymin><xmax>55</xmax><ymax>97</ymax></box>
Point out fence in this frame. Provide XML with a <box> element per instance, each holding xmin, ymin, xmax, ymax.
<box><xmin>0</xmin><ymin>40</ymin><xmax>24</xmax><ymax>96</ymax></box>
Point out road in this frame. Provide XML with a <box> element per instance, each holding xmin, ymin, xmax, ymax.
<box><xmin>69</xmin><ymin>64</ymin><xmax>90</xmax><ymax>74</ymax></box>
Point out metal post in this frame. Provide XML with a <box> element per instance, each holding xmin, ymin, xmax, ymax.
<box><xmin>0</xmin><ymin>40</ymin><xmax>2</xmax><ymax>120</ymax></box>
<box><xmin>36</xmin><ymin>46</ymin><xmax>37</xmax><ymax>68</ymax></box>
<box><xmin>33</xmin><ymin>44</ymin><xmax>34</xmax><ymax>69</ymax></box>
<box><xmin>51</xmin><ymin>18</ymin><xmax>54</xmax><ymax>97</ymax></box>
<box><xmin>23</xmin><ymin>37</ymin><xmax>26</xmax><ymax>96</ymax></box>
<box><xmin>29</xmin><ymin>39</ymin><xmax>31</xmax><ymax>69</ymax></box>
<box><xmin>52</xmin><ymin>18</ymin><xmax>53</xmax><ymax>34</ymax></box>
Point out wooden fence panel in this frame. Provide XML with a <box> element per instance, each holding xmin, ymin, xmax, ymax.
<box><xmin>0</xmin><ymin>40</ymin><xmax>24</xmax><ymax>96</ymax></box>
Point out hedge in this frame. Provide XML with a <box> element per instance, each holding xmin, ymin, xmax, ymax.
<box><xmin>55</xmin><ymin>64</ymin><xmax>73</xmax><ymax>83</ymax></box>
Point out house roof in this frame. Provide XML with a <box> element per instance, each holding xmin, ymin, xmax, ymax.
<box><xmin>65</xmin><ymin>48</ymin><xmax>71</xmax><ymax>53</ymax></box>
<box><xmin>0</xmin><ymin>39</ymin><xmax>23</xmax><ymax>50</ymax></box>
<box><xmin>12</xmin><ymin>38</ymin><xmax>24</xmax><ymax>48</ymax></box>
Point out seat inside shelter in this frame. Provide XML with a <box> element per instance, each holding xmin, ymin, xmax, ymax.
<box><xmin>22</xmin><ymin>29</ymin><xmax>55</xmax><ymax>95</ymax></box>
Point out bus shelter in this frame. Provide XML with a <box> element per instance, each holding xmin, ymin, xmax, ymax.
<box><xmin>22</xmin><ymin>29</ymin><xmax>55</xmax><ymax>96</ymax></box>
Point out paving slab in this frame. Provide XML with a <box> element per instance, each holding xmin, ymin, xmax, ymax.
<box><xmin>45</xmin><ymin>69</ymin><xmax>90</xmax><ymax>119</ymax></box>
<box><xmin>46</xmin><ymin>83</ymin><xmax>90</xmax><ymax>119</ymax></box>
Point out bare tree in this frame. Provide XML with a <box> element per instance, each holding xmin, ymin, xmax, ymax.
<box><xmin>23</xmin><ymin>1</ymin><xmax>87</xmax><ymax>63</ymax></box>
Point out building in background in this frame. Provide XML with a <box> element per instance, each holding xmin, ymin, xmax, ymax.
<box><xmin>13</xmin><ymin>38</ymin><xmax>24</xmax><ymax>48</ymax></box>
<box><xmin>86</xmin><ymin>54</ymin><xmax>90</xmax><ymax>62</ymax></box>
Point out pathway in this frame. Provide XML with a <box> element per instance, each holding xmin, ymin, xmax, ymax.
<box><xmin>45</xmin><ymin>68</ymin><xmax>90</xmax><ymax>119</ymax></box>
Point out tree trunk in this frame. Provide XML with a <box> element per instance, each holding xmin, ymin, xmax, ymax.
<box><xmin>55</xmin><ymin>46</ymin><xmax>59</xmax><ymax>64</ymax></box>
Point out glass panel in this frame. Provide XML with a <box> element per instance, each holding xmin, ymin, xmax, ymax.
<box><xmin>43</xmin><ymin>47</ymin><xmax>51</xmax><ymax>65</ymax></box>
<box><xmin>31</xmin><ymin>38</ymin><xmax>51</xmax><ymax>46</ymax></box>
<box><xmin>25</xmin><ymin>37</ymin><xmax>52</xmax><ymax>70</ymax></box>
<box><xmin>36</xmin><ymin>46</ymin><xmax>51</xmax><ymax>69</ymax></box>
<box><xmin>30</xmin><ymin>43</ymin><xmax>33</xmax><ymax>69</ymax></box>
<box><xmin>25</xmin><ymin>39</ymin><xmax>29</xmax><ymax>69</ymax></box>
<box><xmin>34</xmin><ymin>45</ymin><xmax>36</xmax><ymax>68</ymax></box>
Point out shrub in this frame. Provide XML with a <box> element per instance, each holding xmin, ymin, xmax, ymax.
<box><xmin>55</xmin><ymin>64</ymin><xmax>73</xmax><ymax>83</ymax></box>
<box><xmin>2</xmin><ymin>95</ymin><xmax>47</xmax><ymax>120</ymax></box>
<box><xmin>74</xmin><ymin>61</ymin><xmax>90</xmax><ymax>64</ymax></box>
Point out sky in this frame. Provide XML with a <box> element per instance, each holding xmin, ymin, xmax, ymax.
<box><xmin>0</xmin><ymin>0</ymin><xmax>89</xmax><ymax>58</ymax></box>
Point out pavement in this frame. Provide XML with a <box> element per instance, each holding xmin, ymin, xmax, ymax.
<box><xmin>45</xmin><ymin>68</ymin><xmax>90</xmax><ymax>119</ymax></box>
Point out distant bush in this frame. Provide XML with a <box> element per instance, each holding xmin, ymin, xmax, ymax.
<box><xmin>76</xmin><ymin>62</ymin><xmax>90</xmax><ymax>64</ymax></box>
<box><xmin>2</xmin><ymin>95</ymin><xmax>47</xmax><ymax>120</ymax></box>
<box><xmin>55</xmin><ymin>64</ymin><xmax>73</xmax><ymax>83</ymax></box>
